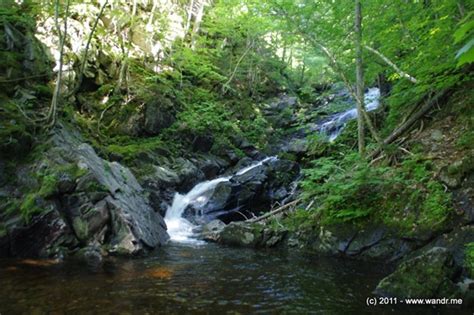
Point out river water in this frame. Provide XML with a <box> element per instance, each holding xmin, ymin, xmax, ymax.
<box><xmin>0</xmin><ymin>243</ymin><xmax>467</xmax><ymax>314</ymax></box>
<box><xmin>0</xmin><ymin>243</ymin><xmax>383</xmax><ymax>314</ymax></box>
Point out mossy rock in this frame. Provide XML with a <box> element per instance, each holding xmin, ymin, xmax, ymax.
<box><xmin>375</xmin><ymin>247</ymin><xmax>461</xmax><ymax>299</ymax></box>
<box><xmin>218</xmin><ymin>222</ymin><xmax>264</xmax><ymax>247</ymax></box>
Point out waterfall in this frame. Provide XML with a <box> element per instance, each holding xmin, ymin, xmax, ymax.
<box><xmin>164</xmin><ymin>157</ymin><xmax>276</xmax><ymax>243</ymax></box>
<box><xmin>236</xmin><ymin>156</ymin><xmax>277</xmax><ymax>175</ymax></box>
<box><xmin>319</xmin><ymin>87</ymin><xmax>381</xmax><ymax>141</ymax></box>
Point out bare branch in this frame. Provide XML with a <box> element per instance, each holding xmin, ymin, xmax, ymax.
<box><xmin>364</xmin><ymin>45</ymin><xmax>418</xmax><ymax>84</ymax></box>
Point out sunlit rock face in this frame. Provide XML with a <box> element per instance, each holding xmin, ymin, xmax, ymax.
<box><xmin>35</xmin><ymin>0</ymin><xmax>187</xmax><ymax>87</ymax></box>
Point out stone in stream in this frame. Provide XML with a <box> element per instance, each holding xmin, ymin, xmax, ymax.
<box><xmin>374</xmin><ymin>247</ymin><xmax>461</xmax><ymax>299</ymax></box>
<box><xmin>200</xmin><ymin>219</ymin><xmax>226</xmax><ymax>242</ymax></box>
<box><xmin>211</xmin><ymin>222</ymin><xmax>287</xmax><ymax>248</ymax></box>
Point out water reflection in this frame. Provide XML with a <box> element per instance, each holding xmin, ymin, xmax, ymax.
<box><xmin>0</xmin><ymin>244</ymin><xmax>468</xmax><ymax>314</ymax></box>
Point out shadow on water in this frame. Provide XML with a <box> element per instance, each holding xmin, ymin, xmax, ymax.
<box><xmin>0</xmin><ymin>243</ymin><xmax>469</xmax><ymax>314</ymax></box>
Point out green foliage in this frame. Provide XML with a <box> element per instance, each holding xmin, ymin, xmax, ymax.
<box><xmin>454</xmin><ymin>13</ymin><xmax>474</xmax><ymax>67</ymax></box>
<box><xmin>457</xmin><ymin>131</ymin><xmax>474</xmax><ymax>150</ymax></box>
<box><xmin>0</xmin><ymin>100</ymin><xmax>33</xmax><ymax>157</ymax></box>
<box><xmin>19</xmin><ymin>193</ymin><xmax>44</xmax><ymax>223</ymax></box>
<box><xmin>466</xmin><ymin>242</ymin><xmax>474</xmax><ymax>277</ymax></box>
<box><xmin>299</xmin><ymin>153</ymin><xmax>453</xmax><ymax>233</ymax></box>
<box><xmin>38</xmin><ymin>174</ymin><xmax>58</xmax><ymax>197</ymax></box>
<box><xmin>176</xmin><ymin>100</ymin><xmax>237</xmax><ymax>136</ymax></box>
<box><xmin>281</xmin><ymin>208</ymin><xmax>317</xmax><ymax>231</ymax></box>
<box><xmin>106</xmin><ymin>136</ymin><xmax>170</xmax><ymax>163</ymax></box>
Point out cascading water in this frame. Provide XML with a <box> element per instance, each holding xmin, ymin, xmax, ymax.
<box><xmin>236</xmin><ymin>156</ymin><xmax>277</xmax><ymax>175</ymax></box>
<box><xmin>164</xmin><ymin>157</ymin><xmax>276</xmax><ymax>243</ymax></box>
<box><xmin>319</xmin><ymin>87</ymin><xmax>381</xmax><ymax>141</ymax></box>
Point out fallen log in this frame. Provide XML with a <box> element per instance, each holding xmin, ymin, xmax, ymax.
<box><xmin>248</xmin><ymin>199</ymin><xmax>302</xmax><ymax>223</ymax></box>
<box><xmin>369</xmin><ymin>90</ymin><xmax>449</xmax><ymax>160</ymax></box>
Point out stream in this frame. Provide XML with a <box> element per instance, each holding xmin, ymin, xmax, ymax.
<box><xmin>0</xmin><ymin>244</ymin><xmax>390</xmax><ymax>314</ymax></box>
<box><xmin>0</xmin><ymin>88</ymin><xmax>466</xmax><ymax>314</ymax></box>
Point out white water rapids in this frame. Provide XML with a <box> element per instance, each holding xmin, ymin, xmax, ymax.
<box><xmin>164</xmin><ymin>89</ymin><xmax>381</xmax><ymax>243</ymax></box>
<box><xmin>164</xmin><ymin>157</ymin><xmax>276</xmax><ymax>243</ymax></box>
<box><xmin>319</xmin><ymin>87</ymin><xmax>381</xmax><ymax>141</ymax></box>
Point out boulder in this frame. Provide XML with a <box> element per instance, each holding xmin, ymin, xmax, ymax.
<box><xmin>192</xmin><ymin>134</ymin><xmax>214</xmax><ymax>153</ymax></box>
<box><xmin>73</xmin><ymin>244</ymin><xmax>105</xmax><ymax>269</ymax></box>
<box><xmin>62</xmin><ymin>196</ymin><xmax>110</xmax><ymax>244</ymax></box>
<box><xmin>8</xmin><ymin>210</ymin><xmax>77</xmax><ymax>258</ymax></box>
<box><xmin>151</xmin><ymin>165</ymin><xmax>181</xmax><ymax>187</ymax></box>
<box><xmin>174</xmin><ymin>158</ymin><xmax>205</xmax><ymax>192</ymax></box>
<box><xmin>374</xmin><ymin>247</ymin><xmax>461</xmax><ymax>299</ymax></box>
<box><xmin>195</xmin><ymin>155</ymin><xmax>229</xmax><ymax>180</ymax></box>
<box><xmin>218</xmin><ymin>222</ymin><xmax>263</xmax><ymax>247</ymax></box>
<box><xmin>48</xmin><ymin>126</ymin><xmax>170</xmax><ymax>255</ymax></box>
<box><xmin>73</xmin><ymin>144</ymin><xmax>169</xmax><ymax>254</ymax></box>
<box><xmin>200</xmin><ymin>219</ymin><xmax>226</xmax><ymax>242</ymax></box>
<box><xmin>216</xmin><ymin>222</ymin><xmax>287</xmax><ymax>248</ymax></box>
<box><xmin>143</xmin><ymin>97</ymin><xmax>175</xmax><ymax>136</ymax></box>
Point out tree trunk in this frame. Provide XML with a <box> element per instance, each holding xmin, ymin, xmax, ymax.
<box><xmin>67</xmin><ymin>0</ymin><xmax>108</xmax><ymax>98</ymax></box>
<box><xmin>184</xmin><ymin>0</ymin><xmax>195</xmax><ymax>37</ymax></box>
<box><xmin>355</xmin><ymin>0</ymin><xmax>365</xmax><ymax>156</ymax></box>
<box><xmin>48</xmin><ymin>0</ymin><xmax>70</xmax><ymax>127</ymax></box>
<box><xmin>190</xmin><ymin>0</ymin><xmax>206</xmax><ymax>50</ymax></box>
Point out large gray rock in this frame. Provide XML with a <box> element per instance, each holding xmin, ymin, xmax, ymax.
<box><xmin>50</xmin><ymin>126</ymin><xmax>169</xmax><ymax>255</ymax></box>
<box><xmin>74</xmin><ymin>143</ymin><xmax>169</xmax><ymax>254</ymax></box>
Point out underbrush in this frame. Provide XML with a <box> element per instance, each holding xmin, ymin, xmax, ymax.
<box><xmin>291</xmin><ymin>152</ymin><xmax>453</xmax><ymax>235</ymax></box>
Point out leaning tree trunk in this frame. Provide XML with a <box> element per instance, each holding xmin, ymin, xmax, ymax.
<box><xmin>48</xmin><ymin>0</ymin><xmax>70</xmax><ymax>127</ymax></box>
<box><xmin>355</xmin><ymin>0</ymin><xmax>365</xmax><ymax>156</ymax></box>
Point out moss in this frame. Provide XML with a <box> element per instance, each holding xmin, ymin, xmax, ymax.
<box><xmin>131</xmin><ymin>163</ymin><xmax>155</xmax><ymax>179</ymax></box>
<box><xmin>72</xmin><ymin>217</ymin><xmax>89</xmax><ymax>242</ymax></box>
<box><xmin>38</xmin><ymin>174</ymin><xmax>58</xmax><ymax>197</ymax></box>
<box><xmin>466</xmin><ymin>242</ymin><xmax>474</xmax><ymax>278</ymax></box>
<box><xmin>375</xmin><ymin>248</ymin><xmax>459</xmax><ymax>299</ymax></box>
<box><xmin>19</xmin><ymin>193</ymin><xmax>44</xmax><ymax>223</ymax></box>
<box><xmin>103</xmin><ymin>162</ymin><xmax>112</xmax><ymax>173</ymax></box>
<box><xmin>456</xmin><ymin>130</ymin><xmax>474</xmax><ymax>150</ymax></box>
<box><xmin>278</xmin><ymin>152</ymin><xmax>297</xmax><ymax>162</ymax></box>
<box><xmin>82</xmin><ymin>181</ymin><xmax>107</xmax><ymax>193</ymax></box>
<box><xmin>419</xmin><ymin>181</ymin><xmax>452</xmax><ymax>226</ymax></box>
<box><xmin>3</xmin><ymin>199</ymin><xmax>20</xmax><ymax>216</ymax></box>
<box><xmin>105</xmin><ymin>137</ymin><xmax>171</xmax><ymax>164</ymax></box>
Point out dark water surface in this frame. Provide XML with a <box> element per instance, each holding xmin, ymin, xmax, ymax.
<box><xmin>0</xmin><ymin>243</ymin><xmax>468</xmax><ymax>314</ymax></box>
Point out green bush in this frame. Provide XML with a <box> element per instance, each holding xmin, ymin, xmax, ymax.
<box><xmin>299</xmin><ymin>153</ymin><xmax>453</xmax><ymax>233</ymax></box>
